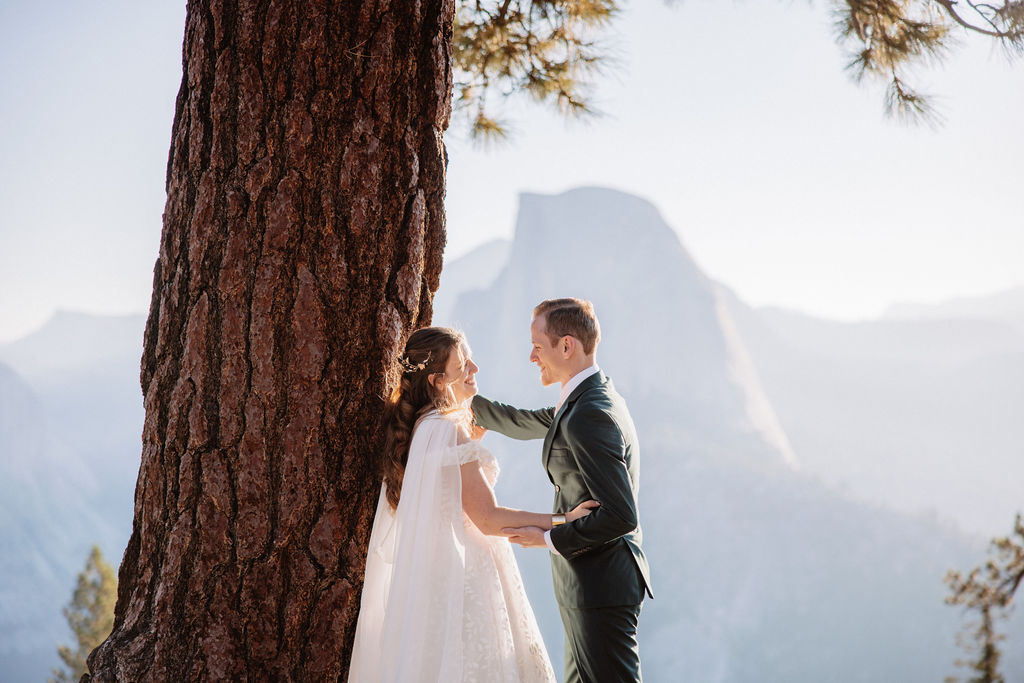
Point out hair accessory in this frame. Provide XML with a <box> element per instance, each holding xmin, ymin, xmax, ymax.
<box><xmin>399</xmin><ymin>351</ymin><xmax>431</xmax><ymax>374</ymax></box>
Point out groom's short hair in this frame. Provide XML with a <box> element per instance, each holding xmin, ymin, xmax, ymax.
<box><xmin>533</xmin><ymin>298</ymin><xmax>601</xmax><ymax>355</ymax></box>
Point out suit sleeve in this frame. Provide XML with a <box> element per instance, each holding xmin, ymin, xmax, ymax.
<box><xmin>471</xmin><ymin>395</ymin><xmax>554</xmax><ymax>441</ymax></box>
<box><xmin>549</xmin><ymin>407</ymin><xmax>638</xmax><ymax>558</ymax></box>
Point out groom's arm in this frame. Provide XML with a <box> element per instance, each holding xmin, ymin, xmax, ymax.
<box><xmin>471</xmin><ymin>395</ymin><xmax>554</xmax><ymax>441</ymax></box>
<box><xmin>549</xmin><ymin>407</ymin><xmax>638</xmax><ymax>558</ymax></box>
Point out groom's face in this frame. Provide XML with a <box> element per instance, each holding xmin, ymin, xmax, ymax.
<box><xmin>530</xmin><ymin>316</ymin><xmax>565</xmax><ymax>386</ymax></box>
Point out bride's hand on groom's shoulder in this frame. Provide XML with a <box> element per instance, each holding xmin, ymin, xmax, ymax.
<box><xmin>566</xmin><ymin>500</ymin><xmax>600</xmax><ymax>523</ymax></box>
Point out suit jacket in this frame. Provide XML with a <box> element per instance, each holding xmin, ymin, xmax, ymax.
<box><xmin>472</xmin><ymin>371</ymin><xmax>653</xmax><ymax>608</ymax></box>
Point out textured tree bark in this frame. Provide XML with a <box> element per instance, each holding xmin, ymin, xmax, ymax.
<box><xmin>86</xmin><ymin>0</ymin><xmax>452</xmax><ymax>679</ymax></box>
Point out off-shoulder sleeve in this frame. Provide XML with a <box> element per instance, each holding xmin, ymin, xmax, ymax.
<box><xmin>444</xmin><ymin>441</ymin><xmax>489</xmax><ymax>466</ymax></box>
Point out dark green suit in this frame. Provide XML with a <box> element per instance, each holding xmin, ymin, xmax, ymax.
<box><xmin>472</xmin><ymin>371</ymin><xmax>652</xmax><ymax>683</ymax></box>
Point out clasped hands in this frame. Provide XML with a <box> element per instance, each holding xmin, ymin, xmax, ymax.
<box><xmin>503</xmin><ymin>500</ymin><xmax>600</xmax><ymax>548</ymax></box>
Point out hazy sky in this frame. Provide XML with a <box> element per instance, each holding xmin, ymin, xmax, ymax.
<box><xmin>1</xmin><ymin>1</ymin><xmax>1021</xmax><ymax>342</ymax></box>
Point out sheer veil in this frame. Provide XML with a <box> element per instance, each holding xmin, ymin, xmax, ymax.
<box><xmin>348</xmin><ymin>410</ymin><xmax>468</xmax><ymax>682</ymax></box>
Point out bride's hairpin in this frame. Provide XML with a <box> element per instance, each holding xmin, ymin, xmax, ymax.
<box><xmin>399</xmin><ymin>351</ymin><xmax>431</xmax><ymax>374</ymax></box>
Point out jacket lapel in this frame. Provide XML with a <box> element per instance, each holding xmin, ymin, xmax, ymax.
<box><xmin>542</xmin><ymin>370</ymin><xmax>608</xmax><ymax>473</ymax></box>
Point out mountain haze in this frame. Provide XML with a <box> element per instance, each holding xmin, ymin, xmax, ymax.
<box><xmin>0</xmin><ymin>313</ymin><xmax>144</xmax><ymax>681</ymax></box>
<box><xmin>722</xmin><ymin>288</ymin><xmax>1024</xmax><ymax>536</ymax></box>
<box><xmin>451</xmin><ymin>187</ymin><xmax>796</xmax><ymax>470</ymax></box>
<box><xmin>0</xmin><ymin>310</ymin><xmax>145</xmax><ymax>529</ymax></box>
<box><xmin>885</xmin><ymin>285</ymin><xmax>1024</xmax><ymax>331</ymax></box>
<box><xmin>438</xmin><ymin>186</ymin><xmax>1023</xmax><ymax>681</ymax></box>
<box><xmin>1</xmin><ymin>189</ymin><xmax>1021</xmax><ymax>681</ymax></box>
<box><xmin>0</xmin><ymin>363</ymin><xmax>117</xmax><ymax>682</ymax></box>
<box><xmin>432</xmin><ymin>238</ymin><xmax>511</xmax><ymax>326</ymax></box>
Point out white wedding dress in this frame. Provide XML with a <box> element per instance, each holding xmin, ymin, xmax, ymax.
<box><xmin>347</xmin><ymin>410</ymin><xmax>556</xmax><ymax>683</ymax></box>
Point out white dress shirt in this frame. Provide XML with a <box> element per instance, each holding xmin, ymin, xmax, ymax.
<box><xmin>556</xmin><ymin>364</ymin><xmax>600</xmax><ymax>412</ymax></box>
<box><xmin>545</xmin><ymin>364</ymin><xmax>600</xmax><ymax>553</ymax></box>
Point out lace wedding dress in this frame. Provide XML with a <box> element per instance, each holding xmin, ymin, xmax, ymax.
<box><xmin>347</xmin><ymin>410</ymin><xmax>556</xmax><ymax>683</ymax></box>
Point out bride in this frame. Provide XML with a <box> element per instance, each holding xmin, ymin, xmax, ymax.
<box><xmin>347</xmin><ymin>327</ymin><xmax>598</xmax><ymax>682</ymax></box>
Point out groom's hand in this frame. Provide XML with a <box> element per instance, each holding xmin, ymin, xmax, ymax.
<box><xmin>502</xmin><ymin>526</ymin><xmax>547</xmax><ymax>548</ymax></box>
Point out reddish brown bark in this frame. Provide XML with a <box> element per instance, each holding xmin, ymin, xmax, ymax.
<box><xmin>86</xmin><ymin>0</ymin><xmax>452</xmax><ymax>679</ymax></box>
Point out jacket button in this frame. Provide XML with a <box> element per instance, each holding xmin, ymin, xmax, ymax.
<box><xmin>555</xmin><ymin>485</ymin><xmax>560</xmax><ymax>492</ymax></box>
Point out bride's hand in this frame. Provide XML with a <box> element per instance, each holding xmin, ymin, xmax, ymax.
<box><xmin>566</xmin><ymin>500</ymin><xmax>600</xmax><ymax>523</ymax></box>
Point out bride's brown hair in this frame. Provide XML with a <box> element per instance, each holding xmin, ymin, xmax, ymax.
<box><xmin>382</xmin><ymin>326</ymin><xmax>466</xmax><ymax>510</ymax></box>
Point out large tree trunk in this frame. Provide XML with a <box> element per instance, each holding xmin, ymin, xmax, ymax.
<box><xmin>87</xmin><ymin>0</ymin><xmax>452</xmax><ymax>679</ymax></box>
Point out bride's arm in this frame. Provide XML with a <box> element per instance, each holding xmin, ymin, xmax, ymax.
<box><xmin>460</xmin><ymin>461</ymin><xmax>596</xmax><ymax>536</ymax></box>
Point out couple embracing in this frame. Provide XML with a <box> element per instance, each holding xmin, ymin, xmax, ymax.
<box><xmin>348</xmin><ymin>298</ymin><xmax>653</xmax><ymax>682</ymax></box>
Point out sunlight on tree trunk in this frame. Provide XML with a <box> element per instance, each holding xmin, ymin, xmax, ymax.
<box><xmin>85</xmin><ymin>1</ymin><xmax>453</xmax><ymax>679</ymax></box>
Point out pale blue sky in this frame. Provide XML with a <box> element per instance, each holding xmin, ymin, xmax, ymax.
<box><xmin>1</xmin><ymin>1</ymin><xmax>1021</xmax><ymax>342</ymax></box>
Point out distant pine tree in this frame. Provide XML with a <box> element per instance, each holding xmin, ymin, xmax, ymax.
<box><xmin>945</xmin><ymin>514</ymin><xmax>1024</xmax><ymax>683</ymax></box>
<box><xmin>51</xmin><ymin>546</ymin><xmax>117</xmax><ymax>683</ymax></box>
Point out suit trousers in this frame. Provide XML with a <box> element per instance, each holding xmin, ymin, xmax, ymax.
<box><xmin>559</xmin><ymin>603</ymin><xmax>643</xmax><ymax>683</ymax></box>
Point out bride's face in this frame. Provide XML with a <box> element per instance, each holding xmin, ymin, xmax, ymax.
<box><xmin>437</xmin><ymin>341</ymin><xmax>479</xmax><ymax>405</ymax></box>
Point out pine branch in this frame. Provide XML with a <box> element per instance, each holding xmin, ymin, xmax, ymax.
<box><xmin>933</xmin><ymin>0</ymin><xmax>1015</xmax><ymax>36</ymax></box>
<box><xmin>452</xmin><ymin>0</ymin><xmax>619</xmax><ymax>140</ymax></box>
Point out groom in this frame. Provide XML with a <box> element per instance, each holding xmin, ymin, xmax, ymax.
<box><xmin>472</xmin><ymin>298</ymin><xmax>653</xmax><ymax>683</ymax></box>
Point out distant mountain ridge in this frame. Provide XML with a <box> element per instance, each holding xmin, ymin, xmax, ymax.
<box><xmin>451</xmin><ymin>186</ymin><xmax>796</xmax><ymax>470</ymax></box>
<box><xmin>0</xmin><ymin>314</ymin><xmax>143</xmax><ymax>682</ymax></box>
<box><xmin>721</xmin><ymin>284</ymin><xmax>1024</xmax><ymax>536</ymax></box>
<box><xmin>0</xmin><ymin>362</ymin><xmax>118</xmax><ymax>682</ymax></box>
<box><xmin>432</xmin><ymin>238</ymin><xmax>511</xmax><ymax>327</ymax></box>
<box><xmin>884</xmin><ymin>285</ymin><xmax>1024</xmax><ymax>329</ymax></box>
<box><xmin>0</xmin><ymin>309</ymin><xmax>146</xmax><ymax>385</ymax></box>
<box><xmin>1</xmin><ymin>188</ymin><xmax>1021</xmax><ymax>681</ymax></box>
<box><xmin>438</xmin><ymin>186</ymin><xmax>1024</xmax><ymax>681</ymax></box>
<box><xmin>0</xmin><ymin>308</ymin><xmax>145</xmax><ymax>482</ymax></box>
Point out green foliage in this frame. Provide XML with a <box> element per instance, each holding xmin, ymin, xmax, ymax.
<box><xmin>453</xmin><ymin>0</ymin><xmax>618</xmax><ymax>140</ymax></box>
<box><xmin>944</xmin><ymin>514</ymin><xmax>1024</xmax><ymax>683</ymax></box>
<box><xmin>451</xmin><ymin>0</ymin><xmax>1022</xmax><ymax>134</ymax></box>
<box><xmin>836</xmin><ymin>0</ymin><xmax>1024</xmax><ymax>122</ymax></box>
<box><xmin>50</xmin><ymin>545</ymin><xmax>117</xmax><ymax>683</ymax></box>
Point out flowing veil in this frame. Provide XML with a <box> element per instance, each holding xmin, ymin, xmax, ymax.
<box><xmin>348</xmin><ymin>410</ymin><xmax>469</xmax><ymax>682</ymax></box>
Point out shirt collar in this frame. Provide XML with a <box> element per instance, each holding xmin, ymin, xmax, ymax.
<box><xmin>557</xmin><ymin>365</ymin><xmax>600</xmax><ymax>411</ymax></box>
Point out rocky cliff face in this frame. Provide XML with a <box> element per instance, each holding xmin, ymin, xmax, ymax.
<box><xmin>452</xmin><ymin>186</ymin><xmax>795</xmax><ymax>470</ymax></box>
<box><xmin>432</xmin><ymin>239</ymin><xmax>511</xmax><ymax>327</ymax></box>
<box><xmin>439</xmin><ymin>187</ymin><xmax>1023</xmax><ymax>682</ymax></box>
<box><xmin>721</xmin><ymin>285</ymin><xmax>1024</xmax><ymax>536</ymax></box>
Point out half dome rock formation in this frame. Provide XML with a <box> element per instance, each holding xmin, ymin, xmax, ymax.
<box><xmin>448</xmin><ymin>186</ymin><xmax>796</xmax><ymax>469</ymax></box>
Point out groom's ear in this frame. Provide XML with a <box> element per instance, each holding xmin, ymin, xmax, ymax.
<box><xmin>560</xmin><ymin>335</ymin><xmax>574</xmax><ymax>357</ymax></box>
